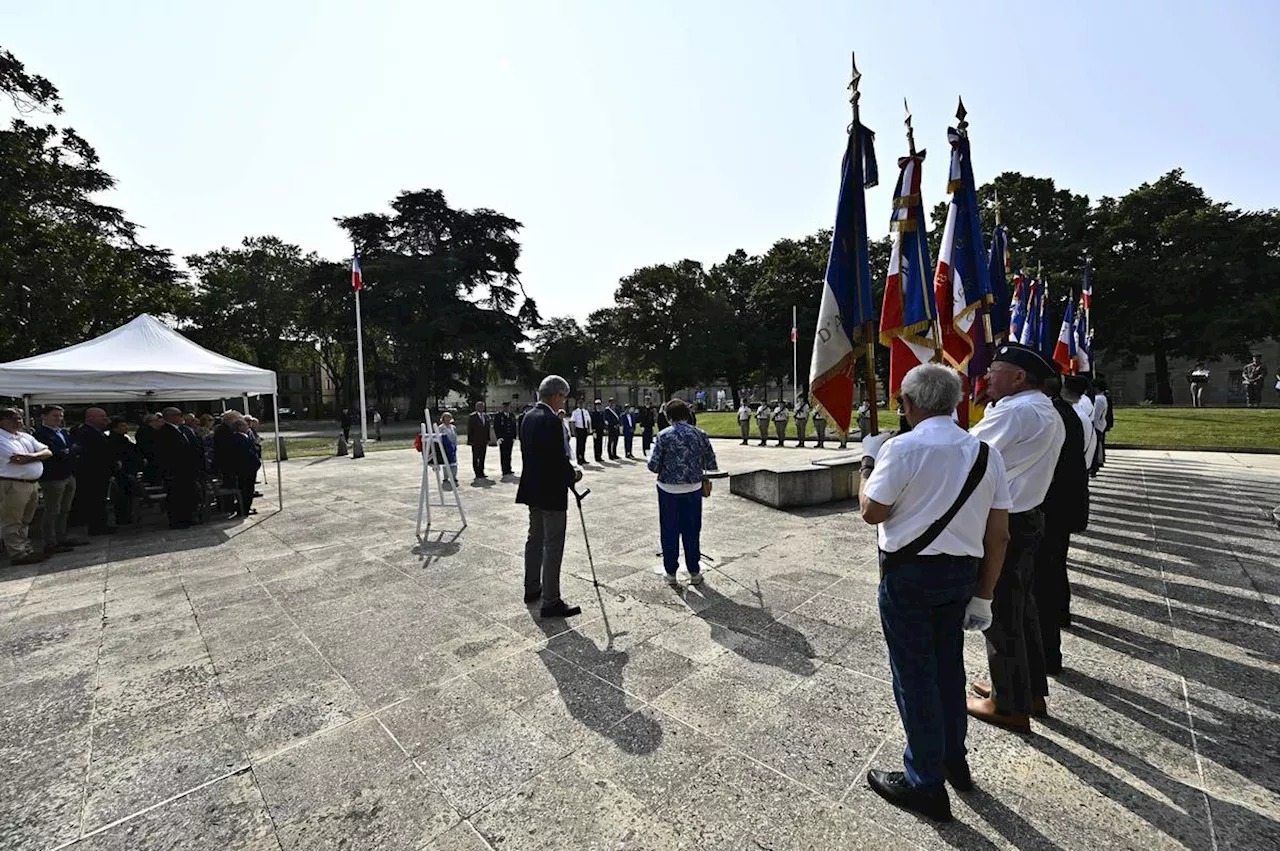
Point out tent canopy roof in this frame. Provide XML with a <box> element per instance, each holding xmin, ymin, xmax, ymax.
<box><xmin>0</xmin><ymin>314</ymin><xmax>276</xmax><ymax>403</ymax></box>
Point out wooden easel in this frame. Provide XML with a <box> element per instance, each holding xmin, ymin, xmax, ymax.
<box><xmin>416</xmin><ymin>409</ymin><xmax>467</xmax><ymax>538</ymax></box>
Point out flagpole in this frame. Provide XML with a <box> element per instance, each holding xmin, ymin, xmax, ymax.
<box><xmin>850</xmin><ymin>55</ymin><xmax>878</xmax><ymax>435</ymax></box>
<box><xmin>905</xmin><ymin>100</ymin><xmax>943</xmax><ymax>361</ymax></box>
<box><xmin>791</xmin><ymin>304</ymin><xmax>798</xmax><ymax>408</ymax></box>
<box><xmin>353</xmin><ymin>254</ymin><xmax>369</xmax><ymax>445</ymax></box>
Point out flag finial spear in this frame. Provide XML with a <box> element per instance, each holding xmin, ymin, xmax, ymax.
<box><xmin>956</xmin><ymin>97</ymin><xmax>968</xmax><ymax>135</ymax></box>
<box><xmin>848</xmin><ymin>53</ymin><xmax>862</xmax><ymax>122</ymax></box>
<box><xmin>904</xmin><ymin>98</ymin><xmax>917</xmax><ymax>155</ymax></box>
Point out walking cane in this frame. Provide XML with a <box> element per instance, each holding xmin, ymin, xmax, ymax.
<box><xmin>570</xmin><ymin>486</ymin><xmax>600</xmax><ymax>588</ymax></box>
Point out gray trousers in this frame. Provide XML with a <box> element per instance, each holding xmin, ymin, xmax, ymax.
<box><xmin>40</xmin><ymin>476</ymin><xmax>77</xmax><ymax>547</ymax></box>
<box><xmin>984</xmin><ymin>509</ymin><xmax>1048</xmax><ymax>714</ymax></box>
<box><xmin>739</xmin><ymin>420</ymin><xmax>751</xmax><ymax>441</ymax></box>
<box><xmin>524</xmin><ymin>507</ymin><xmax>567</xmax><ymax>606</ymax></box>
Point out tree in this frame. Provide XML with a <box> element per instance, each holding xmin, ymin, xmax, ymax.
<box><xmin>706</xmin><ymin>249</ymin><xmax>762</xmax><ymax>406</ymax></box>
<box><xmin>186</xmin><ymin>236</ymin><xmax>312</xmax><ymax>373</ymax></box>
<box><xmin>0</xmin><ymin>47</ymin><xmax>188</xmax><ymax>362</ymax></box>
<box><xmin>1090</xmin><ymin>170</ymin><xmax>1278</xmax><ymax>402</ymax></box>
<box><xmin>532</xmin><ymin>317</ymin><xmax>592</xmax><ymax>395</ymax></box>
<box><xmin>336</xmin><ymin>190</ymin><xmax>539</xmax><ymax>412</ymax></box>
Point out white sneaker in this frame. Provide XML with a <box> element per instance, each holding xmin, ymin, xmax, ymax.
<box><xmin>662</xmin><ymin>571</ymin><xmax>680</xmax><ymax>588</ymax></box>
<box><xmin>688</xmin><ymin>572</ymin><xmax>705</xmax><ymax>586</ymax></box>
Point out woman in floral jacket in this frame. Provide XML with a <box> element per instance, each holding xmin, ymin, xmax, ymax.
<box><xmin>647</xmin><ymin>398</ymin><xmax>718</xmax><ymax>587</ymax></box>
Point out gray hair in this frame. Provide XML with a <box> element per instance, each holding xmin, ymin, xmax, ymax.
<box><xmin>900</xmin><ymin>363</ymin><xmax>964</xmax><ymax>415</ymax></box>
<box><xmin>537</xmin><ymin>374</ymin><xmax>570</xmax><ymax>400</ymax></box>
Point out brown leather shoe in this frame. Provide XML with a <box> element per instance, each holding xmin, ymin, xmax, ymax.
<box><xmin>971</xmin><ymin>681</ymin><xmax>992</xmax><ymax>699</ymax></box>
<box><xmin>966</xmin><ymin>697</ymin><xmax>1031</xmax><ymax>733</ymax></box>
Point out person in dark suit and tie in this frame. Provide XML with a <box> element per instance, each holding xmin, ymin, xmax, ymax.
<box><xmin>639</xmin><ymin>396</ymin><xmax>657</xmax><ymax>455</ymax></box>
<box><xmin>467</xmin><ymin>401</ymin><xmax>490</xmax><ymax>480</ymax></box>
<box><xmin>33</xmin><ymin>406</ymin><xmax>89</xmax><ymax>552</ymax></box>
<box><xmin>70</xmin><ymin>407</ymin><xmax>115</xmax><ymax>536</ymax></box>
<box><xmin>155</xmin><ymin>406</ymin><xmax>204</xmax><ymax>528</ymax></box>
<box><xmin>493</xmin><ymin>401</ymin><xmax>518</xmax><ymax>477</ymax></box>
<box><xmin>588</xmin><ymin>399</ymin><xmax>606</xmax><ymax>463</ymax></box>
<box><xmin>516</xmin><ymin>375</ymin><xmax>583</xmax><ymax>619</ymax></box>
<box><xmin>603</xmin><ymin>398</ymin><xmax>622</xmax><ymax>460</ymax></box>
<box><xmin>230</xmin><ymin>419</ymin><xmax>262</xmax><ymax>516</ymax></box>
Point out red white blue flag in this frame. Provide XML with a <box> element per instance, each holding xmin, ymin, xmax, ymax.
<box><xmin>1053</xmin><ymin>299</ymin><xmax>1077</xmax><ymax>373</ymax></box>
<box><xmin>351</xmin><ymin>254</ymin><xmax>363</xmax><ymax>292</ymax></box>
<box><xmin>810</xmin><ymin>118</ymin><xmax>878</xmax><ymax>435</ymax></box>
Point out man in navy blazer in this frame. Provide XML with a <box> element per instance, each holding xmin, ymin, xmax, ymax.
<box><xmin>33</xmin><ymin>406</ymin><xmax>89</xmax><ymax>551</ymax></box>
<box><xmin>516</xmin><ymin>375</ymin><xmax>583</xmax><ymax>619</ymax></box>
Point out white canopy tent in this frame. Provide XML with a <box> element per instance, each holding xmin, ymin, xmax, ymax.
<box><xmin>0</xmin><ymin>314</ymin><xmax>284</xmax><ymax>507</ymax></box>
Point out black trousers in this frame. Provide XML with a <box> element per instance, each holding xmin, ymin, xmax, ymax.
<box><xmin>166</xmin><ymin>476</ymin><xmax>199</xmax><ymax>526</ymax></box>
<box><xmin>984</xmin><ymin>509</ymin><xmax>1048</xmax><ymax>713</ymax></box>
<box><xmin>1034</xmin><ymin>519</ymin><xmax>1071</xmax><ymax>671</ymax></box>
<box><xmin>111</xmin><ymin>474</ymin><xmax>134</xmax><ymax>524</ymax></box>
<box><xmin>642</xmin><ymin>426</ymin><xmax>653</xmax><ymax>453</ymax></box>
<box><xmin>606</xmin><ymin>429</ymin><xmax>619</xmax><ymax>459</ymax></box>
<box><xmin>238</xmin><ymin>471</ymin><xmax>257</xmax><ymax>515</ymax></box>
<box><xmin>593</xmin><ymin>432</ymin><xmax>603</xmax><ymax>462</ymax></box>
<box><xmin>575</xmin><ymin>431</ymin><xmax>589</xmax><ymax>464</ymax></box>
<box><xmin>76</xmin><ymin>473</ymin><xmax>111</xmax><ymax>532</ymax></box>
<box><xmin>499</xmin><ymin>439</ymin><xmax>514</xmax><ymax>474</ymax></box>
<box><xmin>472</xmin><ymin>443</ymin><xmax>487</xmax><ymax>478</ymax></box>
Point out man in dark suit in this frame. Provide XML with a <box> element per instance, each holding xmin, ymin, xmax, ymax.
<box><xmin>229</xmin><ymin>419</ymin><xmax>262</xmax><ymax>516</ymax></box>
<box><xmin>588</xmin><ymin>399</ymin><xmax>606</xmax><ymax>463</ymax></box>
<box><xmin>1036</xmin><ymin>374</ymin><xmax>1089</xmax><ymax>674</ymax></box>
<box><xmin>33</xmin><ymin>406</ymin><xmax>89</xmax><ymax>552</ymax></box>
<box><xmin>603</xmin><ymin>398</ymin><xmax>621</xmax><ymax>460</ymax></box>
<box><xmin>493</xmin><ymin>401</ymin><xmax>518</xmax><ymax>477</ymax></box>
<box><xmin>517</xmin><ymin>375</ymin><xmax>583</xmax><ymax>619</ymax></box>
<box><xmin>69</xmin><ymin>407</ymin><xmax>115</xmax><ymax>536</ymax></box>
<box><xmin>155</xmin><ymin>406</ymin><xmax>204</xmax><ymax>528</ymax></box>
<box><xmin>467</xmin><ymin>401</ymin><xmax>490</xmax><ymax>480</ymax></box>
<box><xmin>639</xmin><ymin>397</ymin><xmax>657</xmax><ymax>455</ymax></box>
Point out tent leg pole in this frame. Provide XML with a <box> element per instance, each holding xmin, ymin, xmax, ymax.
<box><xmin>273</xmin><ymin>384</ymin><xmax>283</xmax><ymax>510</ymax></box>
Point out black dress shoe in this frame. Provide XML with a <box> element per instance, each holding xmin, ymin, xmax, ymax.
<box><xmin>524</xmin><ymin>587</ymin><xmax>542</xmax><ymax>604</ymax></box>
<box><xmin>540</xmin><ymin>601</ymin><xmax>582</xmax><ymax>619</ymax></box>
<box><xmin>866</xmin><ymin>770</ymin><xmax>952</xmax><ymax>822</ymax></box>
<box><xmin>944</xmin><ymin>760</ymin><xmax>973</xmax><ymax>792</ymax></box>
<box><xmin>88</xmin><ymin>527</ymin><xmax>116</xmax><ymax>536</ymax></box>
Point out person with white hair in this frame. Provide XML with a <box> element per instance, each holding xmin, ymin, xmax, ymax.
<box><xmin>516</xmin><ymin>375</ymin><xmax>584</xmax><ymax>619</ymax></box>
<box><xmin>856</xmin><ymin>363</ymin><xmax>1013</xmax><ymax>822</ymax></box>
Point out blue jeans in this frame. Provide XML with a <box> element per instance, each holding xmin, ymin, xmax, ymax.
<box><xmin>878</xmin><ymin>553</ymin><xmax>979</xmax><ymax>789</ymax></box>
<box><xmin>657</xmin><ymin>487</ymin><xmax>702</xmax><ymax>574</ymax></box>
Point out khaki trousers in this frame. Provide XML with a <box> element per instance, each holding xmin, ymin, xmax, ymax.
<box><xmin>40</xmin><ymin>476</ymin><xmax>77</xmax><ymax>547</ymax></box>
<box><xmin>1</xmin><ymin>478</ymin><xmax>40</xmax><ymax>558</ymax></box>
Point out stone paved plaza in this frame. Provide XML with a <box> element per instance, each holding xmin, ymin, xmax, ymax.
<box><xmin>2</xmin><ymin>442</ymin><xmax>1279</xmax><ymax>850</ymax></box>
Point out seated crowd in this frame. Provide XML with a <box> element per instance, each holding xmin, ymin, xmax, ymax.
<box><xmin>0</xmin><ymin>405</ymin><xmax>264</xmax><ymax>565</ymax></box>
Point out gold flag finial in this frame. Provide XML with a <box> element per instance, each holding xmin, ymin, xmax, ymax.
<box><xmin>848</xmin><ymin>53</ymin><xmax>862</xmax><ymax>121</ymax></box>
<box><xmin>904</xmin><ymin>98</ymin><xmax>917</xmax><ymax>155</ymax></box>
<box><xmin>956</xmin><ymin>97</ymin><xmax>969</xmax><ymax>134</ymax></box>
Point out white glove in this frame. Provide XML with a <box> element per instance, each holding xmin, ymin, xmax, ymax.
<box><xmin>962</xmin><ymin>597</ymin><xmax>993</xmax><ymax>632</ymax></box>
<box><xmin>860</xmin><ymin>432</ymin><xmax>892</xmax><ymax>460</ymax></box>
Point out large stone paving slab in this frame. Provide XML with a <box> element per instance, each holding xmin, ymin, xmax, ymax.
<box><xmin>1</xmin><ymin>443</ymin><xmax>1277</xmax><ymax>850</ymax></box>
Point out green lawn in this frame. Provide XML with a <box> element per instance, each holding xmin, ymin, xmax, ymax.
<box><xmin>696</xmin><ymin>407</ymin><xmax>1280</xmax><ymax>451</ymax></box>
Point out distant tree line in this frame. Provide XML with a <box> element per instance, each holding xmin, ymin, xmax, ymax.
<box><xmin>4</xmin><ymin>45</ymin><xmax>1277</xmax><ymax>410</ymax></box>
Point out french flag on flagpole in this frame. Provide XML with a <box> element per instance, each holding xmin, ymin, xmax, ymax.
<box><xmin>1053</xmin><ymin>299</ymin><xmax>1076</xmax><ymax>373</ymax></box>
<box><xmin>351</xmin><ymin>254</ymin><xmax>363</xmax><ymax>292</ymax></box>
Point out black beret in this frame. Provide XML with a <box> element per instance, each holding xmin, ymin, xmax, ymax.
<box><xmin>992</xmin><ymin>342</ymin><xmax>1055</xmax><ymax>380</ymax></box>
<box><xmin>1062</xmin><ymin>374</ymin><xmax>1090</xmax><ymax>394</ymax></box>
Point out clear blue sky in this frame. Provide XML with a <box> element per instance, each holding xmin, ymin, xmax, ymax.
<box><xmin>7</xmin><ymin>0</ymin><xmax>1279</xmax><ymax>322</ymax></box>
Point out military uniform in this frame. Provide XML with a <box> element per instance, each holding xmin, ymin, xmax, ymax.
<box><xmin>772</xmin><ymin>404</ymin><xmax>789</xmax><ymax>446</ymax></box>
<box><xmin>756</xmin><ymin>404</ymin><xmax>772</xmax><ymax>446</ymax></box>
<box><xmin>813</xmin><ymin>407</ymin><xmax>827</xmax><ymax>448</ymax></box>
<box><xmin>794</xmin><ymin>400</ymin><xmax>810</xmax><ymax>447</ymax></box>
<box><xmin>737</xmin><ymin>403</ymin><xmax>752</xmax><ymax>444</ymax></box>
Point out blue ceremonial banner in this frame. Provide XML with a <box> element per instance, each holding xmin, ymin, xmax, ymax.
<box><xmin>811</xmin><ymin>121</ymin><xmax>878</xmax><ymax>434</ymax></box>
<box><xmin>1038</xmin><ymin>281</ymin><xmax>1055</xmax><ymax>360</ymax></box>
<box><xmin>987</xmin><ymin>225</ymin><xmax>1010</xmax><ymax>343</ymax></box>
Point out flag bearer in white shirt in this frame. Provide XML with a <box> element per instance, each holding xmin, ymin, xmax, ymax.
<box><xmin>857</xmin><ymin>364</ymin><xmax>1012</xmax><ymax>822</ymax></box>
<box><xmin>736</xmin><ymin>402</ymin><xmax>752</xmax><ymax>445</ymax></box>
<box><xmin>0</xmin><ymin>408</ymin><xmax>54</xmax><ymax>565</ymax></box>
<box><xmin>967</xmin><ymin>343</ymin><xmax>1065</xmax><ymax>732</ymax></box>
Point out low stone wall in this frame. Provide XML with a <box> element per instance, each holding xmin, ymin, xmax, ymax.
<box><xmin>729</xmin><ymin>458</ymin><xmax>860</xmax><ymax>508</ymax></box>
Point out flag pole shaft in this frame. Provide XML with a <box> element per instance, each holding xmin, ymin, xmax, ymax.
<box><xmin>792</xmin><ymin>305</ymin><xmax>798</xmax><ymax>408</ymax></box>
<box><xmin>355</xmin><ymin>285</ymin><xmax>368</xmax><ymax>443</ymax></box>
<box><xmin>863</xmin><ymin>320</ymin><xmax>879</xmax><ymax>435</ymax></box>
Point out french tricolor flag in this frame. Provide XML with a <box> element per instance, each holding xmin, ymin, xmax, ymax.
<box><xmin>1053</xmin><ymin>300</ymin><xmax>1076</xmax><ymax>374</ymax></box>
<box><xmin>351</xmin><ymin>254</ymin><xmax>363</xmax><ymax>292</ymax></box>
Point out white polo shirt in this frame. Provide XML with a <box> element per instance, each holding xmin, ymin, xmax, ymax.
<box><xmin>969</xmin><ymin>389</ymin><xmax>1065</xmax><ymax>513</ymax></box>
<box><xmin>864</xmin><ymin>417</ymin><xmax>1012</xmax><ymax>557</ymax></box>
<box><xmin>737</xmin><ymin>405</ymin><xmax>751</xmax><ymax>421</ymax></box>
<box><xmin>1072</xmin><ymin>395</ymin><xmax>1097</xmax><ymax>468</ymax></box>
<box><xmin>571</xmin><ymin>408</ymin><xmax>591</xmax><ymax>432</ymax></box>
<box><xmin>1091</xmin><ymin>393</ymin><xmax>1109</xmax><ymax>433</ymax></box>
<box><xmin>0</xmin><ymin>429</ymin><xmax>49</xmax><ymax>481</ymax></box>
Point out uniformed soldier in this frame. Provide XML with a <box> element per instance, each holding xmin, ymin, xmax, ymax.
<box><xmin>966</xmin><ymin>343</ymin><xmax>1065</xmax><ymax>731</ymax></box>
<box><xmin>756</xmin><ymin>402</ymin><xmax>772</xmax><ymax>446</ymax></box>
<box><xmin>794</xmin><ymin>398</ymin><xmax>811</xmax><ymax>447</ymax></box>
<box><xmin>639</xmin><ymin>397</ymin><xmax>657</xmax><ymax>455</ymax></box>
<box><xmin>772</xmin><ymin>402</ymin><xmax>790</xmax><ymax>447</ymax></box>
<box><xmin>813</xmin><ymin>405</ymin><xmax>827</xmax><ymax>448</ymax></box>
<box><xmin>737</xmin><ymin>401</ymin><xmax>752</xmax><ymax>445</ymax></box>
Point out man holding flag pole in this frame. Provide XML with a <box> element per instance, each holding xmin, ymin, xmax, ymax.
<box><xmin>810</xmin><ymin>54</ymin><xmax>880</xmax><ymax>439</ymax></box>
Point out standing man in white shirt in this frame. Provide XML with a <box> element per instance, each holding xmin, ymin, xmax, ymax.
<box><xmin>736</xmin><ymin>401</ymin><xmax>752</xmax><ymax>445</ymax></box>
<box><xmin>0</xmin><ymin>408</ymin><xmax>54</xmax><ymax>565</ymax></box>
<box><xmin>755</xmin><ymin>402</ymin><xmax>772</xmax><ymax>447</ymax></box>
<box><xmin>1061</xmin><ymin>375</ymin><xmax>1096</xmax><ymax>470</ymax></box>
<box><xmin>772</xmin><ymin>402</ymin><xmax>790</xmax><ymax>447</ymax></box>
<box><xmin>858</xmin><ymin>364</ymin><xmax>1012</xmax><ymax>822</ymax></box>
<box><xmin>794</xmin><ymin>397</ymin><xmax>811</xmax><ymax>447</ymax></box>
<box><xmin>967</xmin><ymin>343</ymin><xmax>1065</xmax><ymax>732</ymax></box>
<box><xmin>570</xmin><ymin>401</ymin><xmax>592</xmax><ymax>466</ymax></box>
<box><xmin>1089</xmin><ymin>379</ymin><xmax>1110</xmax><ymax>475</ymax></box>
